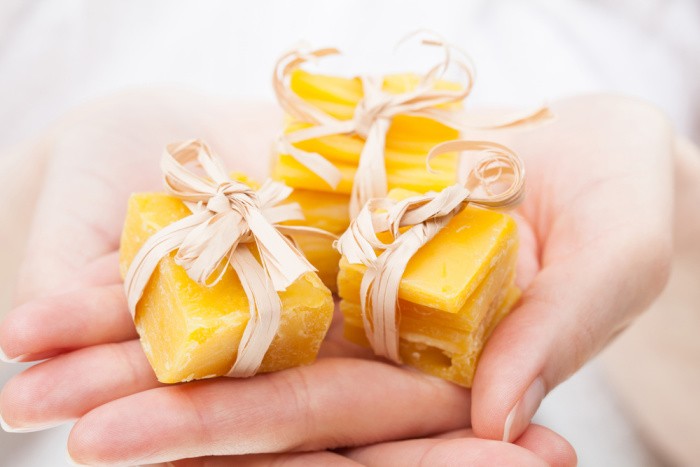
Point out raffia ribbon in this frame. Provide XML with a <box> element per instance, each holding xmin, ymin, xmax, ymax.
<box><xmin>334</xmin><ymin>140</ymin><xmax>525</xmax><ymax>363</ymax></box>
<box><xmin>124</xmin><ymin>139</ymin><xmax>331</xmax><ymax>378</ymax></box>
<box><xmin>274</xmin><ymin>31</ymin><xmax>548</xmax><ymax>218</ymax></box>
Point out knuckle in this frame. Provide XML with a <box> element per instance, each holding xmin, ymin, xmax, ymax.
<box><xmin>632</xmin><ymin>230</ymin><xmax>673</xmax><ymax>303</ymax></box>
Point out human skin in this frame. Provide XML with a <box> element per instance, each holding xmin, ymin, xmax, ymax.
<box><xmin>1</xmin><ymin>88</ymin><xmax>692</xmax><ymax>465</ymax></box>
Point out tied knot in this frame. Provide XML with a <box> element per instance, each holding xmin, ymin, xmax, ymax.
<box><xmin>334</xmin><ymin>140</ymin><xmax>525</xmax><ymax>364</ymax></box>
<box><xmin>206</xmin><ymin>182</ymin><xmax>260</xmax><ymax>216</ymax></box>
<box><xmin>124</xmin><ymin>139</ymin><xmax>331</xmax><ymax>378</ymax></box>
<box><xmin>273</xmin><ymin>32</ymin><xmax>476</xmax><ymax>218</ymax></box>
<box><xmin>352</xmin><ymin>83</ymin><xmax>395</xmax><ymax>139</ymax></box>
<box><xmin>273</xmin><ymin>31</ymin><xmax>550</xmax><ymax>219</ymax></box>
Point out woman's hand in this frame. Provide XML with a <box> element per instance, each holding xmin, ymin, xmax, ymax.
<box><xmin>470</xmin><ymin>94</ymin><xmax>674</xmax><ymax>443</ymax></box>
<box><xmin>0</xmin><ymin>88</ymin><xmax>677</xmax><ymax>466</ymax></box>
<box><xmin>158</xmin><ymin>426</ymin><xmax>574</xmax><ymax>466</ymax></box>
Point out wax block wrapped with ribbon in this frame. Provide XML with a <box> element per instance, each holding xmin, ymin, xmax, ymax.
<box><xmin>335</xmin><ymin>140</ymin><xmax>524</xmax><ymax>387</ymax></box>
<box><xmin>120</xmin><ymin>140</ymin><xmax>334</xmax><ymax>383</ymax></box>
<box><xmin>270</xmin><ymin>32</ymin><xmax>549</xmax><ymax>291</ymax></box>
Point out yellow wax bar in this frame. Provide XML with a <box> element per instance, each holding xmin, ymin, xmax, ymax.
<box><xmin>342</xmin><ymin>286</ymin><xmax>520</xmax><ymax>388</ymax></box>
<box><xmin>336</xmin><ymin>188</ymin><xmax>520</xmax><ymax>387</ymax></box>
<box><xmin>337</xmin><ymin>251</ymin><xmax>517</xmax><ymax>352</ymax></box>
<box><xmin>283</xmin><ymin>120</ymin><xmax>459</xmax><ymax>170</ymax></box>
<box><xmin>270</xmin><ymin>71</ymin><xmax>467</xmax><ymax>291</ymax></box>
<box><xmin>283</xmin><ymin>188</ymin><xmax>349</xmax><ymax>293</ymax></box>
<box><xmin>291</xmin><ymin>234</ymin><xmax>340</xmax><ymax>294</ymax></box>
<box><xmin>340</xmin><ymin>205</ymin><xmax>518</xmax><ymax>314</ymax></box>
<box><xmin>289</xmin><ymin>70</ymin><xmax>464</xmax><ymax>121</ymax></box>
<box><xmin>285</xmin><ymin>188</ymin><xmax>350</xmax><ymax>234</ymax></box>
<box><xmin>272</xmin><ymin>154</ymin><xmax>457</xmax><ymax>196</ymax></box>
<box><xmin>272</xmin><ymin>70</ymin><xmax>463</xmax><ymax>194</ymax></box>
<box><xmin>119</xmin><ymin>193</ymin><xmax>334</xmax><ymax>383</ymax></box>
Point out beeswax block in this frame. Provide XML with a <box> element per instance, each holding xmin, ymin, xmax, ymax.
<box><xmin>283</xmin><ymin>121</ymin><xmax>459</xmax><ymax>172</ymax></box>
<box><xmin>270</xmin><ymin>71</ymin><xmax>468</xmax><ymax>293</ymax></box>
<box><xmin>285</xmin><ymin>188</ymin><xmax>350</xmax><ymax>234</ymax></box>
<box><xmin>342</xmin><ymin>286</ymin><xmax>520</xmax><ymax>388</ymax></box>
<box><xmin>272</xmin><ymin>154</ymin><xmax>457</xmax><ymax>196</ymax></box>
<box><xmin>337</xmin><ymin>189</ymin><xmax>519</xmax><ymax>387</ymax></box>
<box><xmin>272</xmin><ymin>71</ymin><xmax>463</xmax><ymax>194</ymax></box>
<box><xmin>292</xmin><ymin>235</ymin><xmax>341</xmax><ymax>294</ymax></box>
<box><xmin>284</xmin><ymin>189</ymin><xmax>350</xmax><ymax>292</ymax></box>
<box><xmin>340</xmin><ymin>204</ymin><xmax>519</xmax><ymax>313</ymax></box>
<box><xmin>289</xmin><ymin>70</ymin><xmax>464</xmax><ymax>121</ymax></box>
<box><xmin>119</xmin><ymin>193</ymin><xmax>334</xmax><ymax>383</ymax></box>
<box><xmin>337</xmin><ymin>251</ymin><xmax>517</xmax><ymax>352</ymax></box>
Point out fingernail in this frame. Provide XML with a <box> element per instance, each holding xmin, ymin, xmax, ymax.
<box><xmin>0</xmin><ymin>410</ymin><xmax>65</xmax><ymax>433</ymax></box>
<box><xmin>502</xmin><ymin>377</ymin><xmax>546</xmax><ymax>442</ymax></box>
<box><xmin>0</xmin><ymin>345</ymin><xmax>12</xmax><ymax>362</ymax></box>
<box><xmin>0</xmin><ymin>411</ymin><xmax>12</xmax><ymax>432</ymax></box>
<box><xmin>0</xmin><ymin>346</ymin><xmax>26</xmax><ymax>364</ymax></box>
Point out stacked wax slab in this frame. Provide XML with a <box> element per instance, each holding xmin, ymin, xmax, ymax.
<box><xmin>285</xmin><ymin>189</ymin><xmax>349</xmax><ymax>292</ymax></box>
<box><xmin>119</xmin><ymin>191</ymin><xmax>334</xmax><ymax>384</ymax></box>
<box><xmin>272</xmin><ymin>70</ymin><xmax>464</xmax><ymax>290</ymax></box>
<box><xmin>337</xmin><ymin>189</ymin><xmax>520</xmax><ymax>388</ymax></box>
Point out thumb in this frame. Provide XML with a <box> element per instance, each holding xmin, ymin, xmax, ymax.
<box><xmin>472</xmin><ymin>232</ymin><xmax>671</xmax><ymax>442</ymax></box>
<box><xmin>472</xmin><ymin>103</ymin><xmax>674</xmax><ymax>442</ymax></box>
<box><xmin>12</xmin><ymin>90</ymin><xmax>280</xmax><ymax>304</ymax></box>
<box><xmin>14</xmin><ymin>120</ymin><xmax>148</xmax><ymax>304</ymax></box>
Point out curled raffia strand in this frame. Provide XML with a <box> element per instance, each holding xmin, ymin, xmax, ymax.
<box><xmin>274</xmin><ymin>31</ymin><xmax>549</xmax><ymax>218</ymax></box>
<box><xmin>334</xmin><ymin>139</ymin><xmax>525</xmax><ymax>363</ymax></box>
<box><xmin>274</xmin><ymin>32</ymin><xmax>475</xmax><ymax>218</ymax></box>
<box><xmin>124</xmin><ymin>139</ymin><xmax>333</xmax><ymax>378</ymax></box>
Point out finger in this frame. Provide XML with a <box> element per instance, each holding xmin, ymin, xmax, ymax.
<box><xmin>64</xmin><ymin>251</ymin><xmax>122</xmax><ymax>291</ymax></box>
<box><xmin>165</xmin><ymin>452</ymin><xmax>360</xmax><ymax>467</ymax></box>
<box><xmin>0</xmin><ymin>340</ymin><xmax>159</xmax><ymax>432</ymax></box>
<box><xmin>512</xmin><ymin>424</ymin><xmax>577</xmax><ymax>467</ymax></box>
<box><xmin>15</xmin><ymin>128</ymin><xmax>128</xmax><ymax>303</ymax></box>
<box><xmin>0</xmin><ymin>283</ymin><xmax>365</xmax><ymax>364</ymax></box>
<box><xmin>0</xmin><ymin>284</ymin><xmax>135</xmax><ymax>362</ymax></box>
<box><xmin>430</xmin><ymin>426</ymin><xmax>576</xmax><ymax>466</ymax></box>
<box><xmin>343</xmin><ymin>425</ymin><xmax>572</xmax><ymax>467</ymax></box>
<box><xmin>66</xmin><ymin>359</ymin><xmax>471</xmax><ymax>465</ymax></box>
<box><xmin>157</xmin><ymin>426</ymin><xmax>577</xmax><ymax>467</ymax></box>
<box><xmin>472</xmin><ymin>95</ymin><xmax>674</xmax><ymax>441</ymax></box>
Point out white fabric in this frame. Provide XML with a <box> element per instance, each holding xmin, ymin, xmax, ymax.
<box><xmin>0</xmin><ymin>0</ymin><xmax>698</xmax><ymax>152</ymax></box>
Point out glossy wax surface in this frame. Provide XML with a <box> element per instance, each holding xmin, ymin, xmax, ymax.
<box><xmin>337</xmin><ymin>188</ymin><xmax>520</xmax><ymax>387</ymax></box>
<box><xmin>119</xmin><ymin>193</ymin><xmax>334</xmax><ymax>383</ymax></box>
<box><xmin>272</xmin><ymin>70</ymin><xmax>463</xmax><ymax>194</ymax></box>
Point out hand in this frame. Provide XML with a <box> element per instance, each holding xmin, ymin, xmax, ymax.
<box><xmin>470</xmin><ymin>94</ymin><xmax>676</xmax><ymax>442</ymax></box>
<box><xmin>160</xmin><ymin>426</ymin><xmax>573</xmax><ymax>466</ymax></box>
<box><xmin>0</xmin><ymin>90</ymin><xmax>575</xmax><ymax>466</ymax></box>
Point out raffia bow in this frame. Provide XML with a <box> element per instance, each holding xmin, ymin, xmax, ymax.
<box><xmin>124</xmin><ymin>139</ymin><xmax>330</xmax><ymax>377</ymax></box>
<box><xmin>334</xmin><ymin>139</ymin><xmax>525</xmax><ymax>363</ymax></box>
<box><xmin>274</xmin><ymin>31</ymin><xmax>547</xmax><ymax>218</ymax></box>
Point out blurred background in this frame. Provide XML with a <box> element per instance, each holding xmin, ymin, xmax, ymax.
<box><xmin>1</xmin><ymin>0</ymin><xmax>699</xmax><ymax>465</ymax></box>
